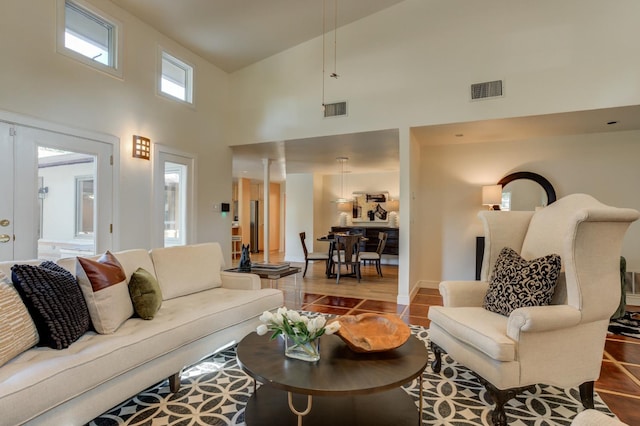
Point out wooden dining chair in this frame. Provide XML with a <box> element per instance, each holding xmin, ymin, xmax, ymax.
<box><xmin>299</xmin><ymin>232</ymin><xmax>329</xmax><ymax>277</ymax></box>
<box><xmin>331</xmin><ymin>234</ymin><xmax>362</xmax><ymax>283</ymax></box>
<box><xmin>359</xmin><ymin>232</ymin><xmax>388</xmax><ymax>277</ymax></box>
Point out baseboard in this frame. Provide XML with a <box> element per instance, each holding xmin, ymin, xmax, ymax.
<box><xmin>627</xmin><ymin>293</ymin><xmax>640</xmax><ymax>307</ymax></box>
<box><xmin>417</xmin><ymin>279</ymin><xmax>439</xmax><ymax>290</ymax></box>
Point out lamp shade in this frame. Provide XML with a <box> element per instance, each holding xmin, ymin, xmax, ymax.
<box><xmin>387</xmin><ymin>199</ymin><xmax>399</xmax><ymax>212</ymax></box>
<box><xmin>482</xmin><ymin>185</ymin><xmax>502</xmax><ymax>206</ymax></box>
<box><xmin>337</xmin><ymin>201</ymin><xmax>352</xmax><ymax>212</ymax></box>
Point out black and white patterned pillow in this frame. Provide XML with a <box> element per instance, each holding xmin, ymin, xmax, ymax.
<box><xmin>11</xmin><ymin>262</ymin><xmax>90</xmax><ymax>349</ymax></box>
<box><xmin>483</xmin><ymin>247</ymin><xmax>561</xmax><ymax>316</ymax></box>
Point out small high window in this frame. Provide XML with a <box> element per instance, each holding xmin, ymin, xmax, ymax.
<box><xmin>57</xmin><ymin>0</ymin><xmax>122</xmax><ymax>77</ymax></box>
<box><xmin>160</xmin><ymin>51</ymin><xmax>194</xmax><ymax>104</ymax></box>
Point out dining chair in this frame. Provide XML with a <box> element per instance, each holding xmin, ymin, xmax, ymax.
<box><xmin>359</xmin><ymin>232</ymin><xmax>388</xmax><ymax>277</ymax></box>
<box><xmin>299</xmin><ymin>232</ymin><xmax>329</xmax><ymax>277</ymax></box>
<box><xmin>331</xmin><ymin>234</ymin><xmax>362</xmax><ymax>283</ymax></box>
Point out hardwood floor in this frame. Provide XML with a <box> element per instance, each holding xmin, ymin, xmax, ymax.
<box><xmin>247</xmin><ymin>251</ymin><xmax>640</xmax><ymax>425</ymax></box>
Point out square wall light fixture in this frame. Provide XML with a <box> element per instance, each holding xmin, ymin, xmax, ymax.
<box><xmin>133</xmin><ymin>135</ymin><xmax>151</xmax><ymax>160</ymax></box>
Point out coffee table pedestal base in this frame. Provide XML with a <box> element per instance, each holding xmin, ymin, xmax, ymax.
<box><xmin>245</xmin><ymin>386</ymin><xmax>420</xmax><ymax>426</ymax></box>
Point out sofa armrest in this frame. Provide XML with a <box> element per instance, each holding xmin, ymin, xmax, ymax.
<box><xmin>220</xmin><ymin>271</ymin><xmax>262</xmax><ymax>290</ymax></box>
<box><xmin>507</xmin><ymin>305</ymin><xmax>581</xmax><ymax>340</ymax></box>
<box><xmin>439</xmin><ymin>281</ymin><xmax>489</xmax><ymax>307</ymax></box>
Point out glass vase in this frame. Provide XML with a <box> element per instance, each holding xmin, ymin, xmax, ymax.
<box><xmin>284</xmin><ymin>335</ymin><xmax>320</xmax><ymax>362</ymax></box>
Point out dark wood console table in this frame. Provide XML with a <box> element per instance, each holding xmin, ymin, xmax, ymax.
<box><xmin>330</xmin><ymin>226</ymin><xmax>399</xmax><ymax>255</ymax></box>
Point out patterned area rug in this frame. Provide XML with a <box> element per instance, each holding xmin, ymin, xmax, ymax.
<box><xmin>609</xmin><ymin>311</ymin><xmax>640</xmax><ymax>339</ymax></box>
<box><xmin>89</xmin><ymin>325</ymin><xmax>611</xmax><ymax>426</ymax></box>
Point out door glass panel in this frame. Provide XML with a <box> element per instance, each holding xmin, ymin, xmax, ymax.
<box><xmin>164</xmin><ymin>162</ymin><xmax>186</xmax><ymax>247</ymax></box>
<box><xmin>38</xmin><ymin>146</ymin><xmax>96</xmax><ymax>260</ymax></box>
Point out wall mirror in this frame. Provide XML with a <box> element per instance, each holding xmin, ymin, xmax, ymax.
<box><xmin>498</xmin><ymin>172</ymin><xmax>556</xmax><ymax>211</ymax></box>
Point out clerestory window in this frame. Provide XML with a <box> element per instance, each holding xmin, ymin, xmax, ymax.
<box><xmin>160</xmin><ymin>50</ymin><xmax>194</xmax><ymax>104</ymax></box>
<box><xmin>57</xmin><ymin>0</ymin><xmax>122</xmax><ymax>78</ymax></box>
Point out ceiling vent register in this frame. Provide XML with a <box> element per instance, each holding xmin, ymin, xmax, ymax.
<box><xmin>471</xmin><ymin>80</ymin><xmax>503</xmax><ymax>100</ymax></box>
<box><xmin>324</xmin><ymin>101</ymin><xmax>347</xmax><ymax>118</ymax></box>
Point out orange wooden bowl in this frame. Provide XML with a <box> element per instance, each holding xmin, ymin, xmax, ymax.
<box><xmin>330</xmin><ymin>313</ymin><xmax>411</xmax><ymax>353</ymax></box>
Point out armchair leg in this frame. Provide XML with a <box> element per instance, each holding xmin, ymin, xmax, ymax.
<box><xmin>579</xmin><ymin>381</ymin><xmax>595</xmax><ymax>409</ymax></box>
<box><xmin>303</xmin><ymin>260</ymin><xmax>309</xmax><ymax>277</ymax></box>
<box><xmin>169</xmin><ymin>371</ymin><xmax>181</xmax><ymax>393</ymax></box>
<box><xmin>475</xmin><ymin>375</ymin><xmax>535</xmax><ymax>426</ymax></box>
<box><xmin>430</xmin><ymin>341</ymin><xmax>443</xmax><ymax>373</ymax></box>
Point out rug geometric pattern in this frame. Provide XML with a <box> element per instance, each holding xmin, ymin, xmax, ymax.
<box><xmin>88</xmin><ymin>325</ymin><xmax>612</xmax><ymax>426</ymax></box>
<box><xmin>609</xmin><ymin>311</ymin><xmax>640</xmax><ymax>339</ymax></box>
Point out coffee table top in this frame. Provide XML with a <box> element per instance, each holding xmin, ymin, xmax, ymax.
<box><xmin>225</xmin><ymin>266</ymin><xmax>300</xmax><ymax>280</ymax></box>
<box><xmin>236</xmin><ymin>331</ymin><xmax>428</xmax><ymax>396</ymax></box>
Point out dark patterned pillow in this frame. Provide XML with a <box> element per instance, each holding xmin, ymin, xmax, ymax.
<box><xmin>11</xmin><ymin>262</ymin><xmax>90</xmax><ymax>349</ymax></box>
<box><xmin>483</xmin><ymin>247</ymin><xmax>561</xmax><ymax>316</ymax></box>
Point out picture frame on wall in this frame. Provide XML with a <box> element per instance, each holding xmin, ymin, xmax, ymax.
<box><xmin>351</xmin><ymin>192</ymin><xmax>389</xmax><ymax>223</ymax></box>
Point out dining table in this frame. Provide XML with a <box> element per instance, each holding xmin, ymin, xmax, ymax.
<box><xmin>317</xmin><ymin>233</ymin><xmax>368</xmax><ymax>278</ymax></box>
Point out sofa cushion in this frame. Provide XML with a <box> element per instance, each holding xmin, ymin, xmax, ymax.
<box><xmin>428</xmin><ymin>306</ymin><xmax>515</xmax><ymax>361</ymax></box>
<box><xmin>128</xmin><ymin>267</ymin><xmax>162</xmax><ymax>320</ymax></box>
<box><xmin>77</xmin><ymin>252</ymin><xmax>133</xmax><ymax>334</ymax></box>
<box><xmin>11</xmin><ymin>262</ymin><xmax>90</xmax><ymax>349</ymax></box>
<box><xmin>483</xmin><ymin>247</ymin><xmax>561</xmax><ymax>317</ymax></box>
<box><xmin>150</xmin><ymin>243</ymin><xmax>224</xmax><ymax>300</ymax></box>
<box><xmin>0</xmin><ymin>272</ymin><xmax>39</xmax><ymax>366</ymax></box>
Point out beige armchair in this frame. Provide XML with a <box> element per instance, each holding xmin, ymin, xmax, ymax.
<box><xmin>428</xmin><ymin>194</ymin><xmax>639</xmax><ymax>426</ymax></box>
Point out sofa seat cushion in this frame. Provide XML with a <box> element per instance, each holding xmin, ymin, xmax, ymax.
<box><xmin>428</xmin><ymin>306</ymin><xmax>515</xmax><ymax>361</ymax></box>
<box><xmin>0</xmin><ymin>286</ymin><xmax>282</xmax><ymax>425</ymax></box>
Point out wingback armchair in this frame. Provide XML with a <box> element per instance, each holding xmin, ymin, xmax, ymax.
<box><xmin>428</xmin><ymin>194</ymin><xmax>639</xmax><ymax>426</ymax></box>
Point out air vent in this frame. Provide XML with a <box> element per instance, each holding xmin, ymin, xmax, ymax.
<box><xmin>323</xmin><ymin>101</ymin><xmax>347</xmax><ymax>118</ymax></box>
<box><xmin>471</xmin><ymin>80</ymin><xmax>503</xmax><ymax>100</ymax></box>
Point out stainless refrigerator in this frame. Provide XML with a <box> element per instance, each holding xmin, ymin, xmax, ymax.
<box><xmin>249</xmin><ymin>200</ymin><xmax>259</xmax><ymax>253</ymax></box>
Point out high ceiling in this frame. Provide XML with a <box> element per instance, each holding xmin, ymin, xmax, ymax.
<box><xmin>109</xmin><ymin>1</ymin><xmax>640</xmax><ymax>183</ymax></box>
<box><xmin>109</xmin><ymin>0</ymin><xmax>405</xmax><ymax>73</ymax></box>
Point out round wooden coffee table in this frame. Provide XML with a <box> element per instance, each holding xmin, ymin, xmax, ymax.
<box><xmin>237</xmin><ymin>331</ymin><xmax>428</xmax><ymax>426</ymax></box>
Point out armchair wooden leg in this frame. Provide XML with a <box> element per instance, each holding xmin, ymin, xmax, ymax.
<box><xmin>475</xmin><ymin>375</ymin><xmax>535</xmax><ymax>426</ymax></box>
<box><xmin>169</xmin><ymin>371</ymin><xmax>181</xmax><ymax>393</ymax></box>
<box><xmin>579</xmin><ymin>381</ymin><xmax>595</xmax><ymax>409</ymax></box>
<box><xmin>430</xmin><ymin>341</ymin><xmax>443</xmax><ymax>373</ymax></box>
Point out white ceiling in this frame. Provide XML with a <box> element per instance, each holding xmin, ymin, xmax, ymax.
<box><xmin>109</xmin><ymin>1</ymin><xmax>640</xmax><ymax>183</ymax></box>
<box><xmin>109</xmin><ymin>0</ymin><xmax>405</xmax><ymax>73</ymax></box>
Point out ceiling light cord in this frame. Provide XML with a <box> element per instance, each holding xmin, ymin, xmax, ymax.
<box><xmin>331</xmin><ymin>0</ymin><xmax>338</xmax><ymax>79</ymax></box>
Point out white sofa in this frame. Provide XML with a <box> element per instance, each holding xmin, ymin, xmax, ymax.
<box><xmin>0</xmin><ymin>242</ymin><xmax>283</xmax><ymax>425</ymax></box>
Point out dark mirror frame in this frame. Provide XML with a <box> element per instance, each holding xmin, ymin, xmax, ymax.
<box><xmin>497</xmin><ymin>171</ymin><xmax>556</xmax><ymax>205</ymax></box>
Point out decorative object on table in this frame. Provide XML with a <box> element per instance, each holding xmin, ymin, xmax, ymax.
<box><xmin>331</xmin><ymin>312</ymin><xmax>410</xmax><ymax>353</ymax></box>
<box><xmin>249</xmin><ymin>262</ymin><xmax>290</xmax><ymax>273</ymax></box>
<box><xmin>238</xmin><ymin>244</ymin><xmax>251</xmax><ymax>272</ymax></box>
<box><xmin>256</xmin><ymin>307</ymin><xmax>340</xmax><ymax>362</ymax></box>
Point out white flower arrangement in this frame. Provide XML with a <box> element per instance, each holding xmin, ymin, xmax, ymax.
<box><xmin>256</xmin><ymin>307</ymin><xmax>340</xmax><ymax>343</ymax></box>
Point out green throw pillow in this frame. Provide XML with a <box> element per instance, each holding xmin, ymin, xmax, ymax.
<box><xmin>128</xmin><ymin>268</ymin><xmax>162</xmax><ymax>320</ymax></box>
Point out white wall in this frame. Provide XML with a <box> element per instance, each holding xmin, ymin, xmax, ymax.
<box><xmin>417</xmin><ymin>130</ymin><xmax>640</xmax><ymax>287</ymax></box>
<box><xmin>284</xmin><ymin>173</ymin><xmax>315</xmax><ymax>262</ymax></box>
<box><xmin>228</xmin><ymin>0</ymin><xmax>640</xmax><ymax>301</ymax></box>
<box><xmin>0</xmin><ymin>0</ymin><xmax>233</xmax><ymax>258</ymax></box>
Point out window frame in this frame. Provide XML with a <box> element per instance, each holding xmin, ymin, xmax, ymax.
<box><xmin>158</xmin><ymin>48</ymin><xmax>195</xmax><ymax>106</ymax></box>
<box><xmin>56</xmin><ymin>0</ymin><xmax>123</xmax><ymax>79</ymax></box>
<box><xmin>75</xmin><ymin>175</ymin><xmax>95</xmax><ymax>238</ymax></box>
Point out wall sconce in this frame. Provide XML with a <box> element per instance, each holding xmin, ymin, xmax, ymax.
<box><xmin>132</xmin><ymin>135</ymin><xmax>151</xmax><ymax>160</ymax></box>
<box><xmin>482</xmin><ymin>184</ymin><xmax>502</xmax><ymax>210</ymax></box>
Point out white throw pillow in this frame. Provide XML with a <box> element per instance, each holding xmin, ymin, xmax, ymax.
<box><xmin>0</xmin><ymin>271</ymin><xmax>39</xmax><ymax>366</ymax></box>
<box><xmin>150</xmin><ymin>243</ymin><xmax>223</xmax><ymax>300</ymax></box>
<box><xmin>76</xmin><ymin>251</ymin><xmax>134</xmax><ymax>334</ymax></box>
